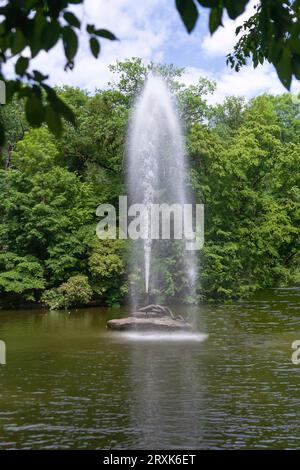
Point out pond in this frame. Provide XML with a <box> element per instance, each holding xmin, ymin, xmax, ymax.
<box><xmin>0</xmin><ymin>287</ymin><xmax>299</xmax><ymax>449</ymax></box>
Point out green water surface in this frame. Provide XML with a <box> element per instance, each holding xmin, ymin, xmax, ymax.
<box><xmin>0</xmin><ymin>287</ymin><xmax>299</xmax><ymax>449</ymax></box>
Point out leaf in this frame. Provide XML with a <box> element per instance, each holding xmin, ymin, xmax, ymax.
<box><xmin>235</xmin><ymin>25</ymin><xmax>242</xmax><ymax>35</ymax></box>
<box><xmin>64</xmin><ymin>12</ymin><xmax>81</xmax><ymax>29</ymax></box>
<box><xmin>86</xmin><ymin>24</ymin><xmax>95</xmax><ymax>34</ymax></box>
<box><xmin>33</xmin><ymin>70</ymin><xmax>48</xmax><ymax>82</ymax></box>
<box><xmin>209</xmin><ymin>7</ymin><xmax>223</xmax><ymax>34</ymax></box>
<box><xmin>11</xmin><ymin>28</ymin><xmax>26</xmax><ymax>54</ymax></box>
<box><xmin>45</xmin><ymin>105</ymin><xmax>63</xmax><ymax>136</ymax></box>
<box><xmin>41</xmin><ymin>21</ymin><xmax>60</xmax><ymax>51</ymax></box>
<box><xmin>176</xmin><ymin>0</ymin><xmax>199</xmax><ymax>33</ymax></box>
<box><xmin>15</xmin><ymin>56</ymin><xmax>29</xmax><ymax>75</ymax></box>
<box><xmin>42</xmin><ymin>84</ymin><xmax>75</xmax><ymax>125</ymax></box>
<box><xmin>53</xmin><ymin>96</ymin><xmax>76</xmax><ymax>125</ymax></box>
<box><xmin>0</xmin><ymin>122</ymin><xmax>5</xmax><ymax>146</ymax></box>
<box><xmin>41</xmin><ymin>85</ymin><xmax>55</xmax><ymax>106</ymax></box>
<box><xmin>292</xmin><ymin>56</ymin><xmax>300</xmax><ymax>80</ymax></box>
<box><xmin>269</xmin><ymin>40</ymin><xmax>282</xmax><ymax>63</ymax></box>
<box><xmin>275</xmin><ymin>47</ymin><xmax>292</xmax><ymax>89</ymax></box>
<box><xmin>18</xmin><ymin>86</ymin><xmax>32</xmax><ymax>99</ymax></box>
<box><xmin>288</xmin><ymin>38</ymin><xmax>300</xmax><ymax>55</ymax></box>
<box><xmin>197</xmin><ymin>1</ymin><xmax>219</xmax><ymax>6</ymax></box>
<box><xmin>30</xmin><ymin>8</ymin><xmax>47</xmax><ymax>58</ymax></box>
<box><xmin>94</xmin><ymin>29</ymin><xmax>117</xmax><ymax>40</ymax></box>
<box><xmin>225</xmin><ymin>0</ymin><xmax>248</xmax><ymax>19</ymax></box>
<box><xmin>90</xmin><ymin>37</ymin><xmax>100</xmax><ymax>58</ymax></box>
<box><xmin>253</xmin><ymin>52</ymin><xmax>259</xmax><ymax>68</ymax></box>
<box><xmin>5</xmin><ymin>80</ymin><xmax>20</xmax><ymax>101</ymax></box>
<box><xmin>25</xmin><ymin>94</ymin><xmax>45</xmax><ymax>126</ymax></box>
<box><xmin>62</xmin><ymin>26</ymin><xmax>78</xmax><ymax>61</ymax></box>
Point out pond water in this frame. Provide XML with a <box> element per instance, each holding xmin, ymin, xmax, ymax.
<box><xmin>0</xmin><ymin>287</ymin><xmax>299</xmax><ymax>449</ymax></box>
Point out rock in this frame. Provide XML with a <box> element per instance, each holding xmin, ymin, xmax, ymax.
<box><xmin>138</xmin><ymin>304</ymin><xmax>158</xmax><ymax>312</ymax></box>
<box><xmin>107</xmin><ymin>315</ymin><xmax>193</xmax><ymax>332</ymax></box>
<box><xmin>161</xmin><ymin>306</ymin><xmax>175</xmax><ymax>318</ymax></box>
<box><xmin>136</xmin><ymin>304</ymin><xmax>175</xmax><ymax>318</ymax></box>
<box><xmin>131</xmin><ymin>311</ymin><xmax>164</xmax><ymax>318</ymax></box>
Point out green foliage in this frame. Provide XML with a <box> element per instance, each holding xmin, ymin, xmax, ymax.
<box><xmin>226</xmin><ymin>1</ymin><xmax>300</xmax><ymax>89</ymax></box>
<box><xmin>0</xmin><ymin>252</ymin><xmax>44</xmax><ymax>302</ymax></box>
<box><xmin>0</xmin><ymin>59</ymin><xmax>299</xmax><ymax>307</ymax></box>
<box><xmin>189</xmin><ymin>94</ymin><xmax>300</xmax><ymax>299</ymax></box>
<box><xmin>175</xmin><ymin>1</ymin><xmax>300</xmax><ymax>90</ymax></box>
<box><xmin>108</xmin><ymin>58</ymin><xmax>185</xmax><ymax>99</ymax></box>
<box><xmin>0</xmin><ymin>83</ymin><xmax>131</xmax><ymax>308</ymax></box>
<box><xmin>89</xmin><ymin>239</ymin><xmax>127</xmax><ymax>306</ymax></box>
<box><xmin>42</xmin><ymin>275</ymin><xmax>92</xmax><ymax>310</ymax></box>
<box><xmin>178</xmin><ymin>77</ymin><xmax>216</xmax><ymax>125</ymax></box>
<box><xmin>209</xmin><ymin>96</ymin><xmax>246</xmax><ymax>138</ymax></box>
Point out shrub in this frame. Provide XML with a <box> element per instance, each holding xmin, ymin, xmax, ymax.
<box><xmin>42</xmin><ymin>275</ymin><xmax>93</xmax><ymax>310</ymax></box>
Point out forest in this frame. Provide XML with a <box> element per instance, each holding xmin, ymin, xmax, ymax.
<box><xmin>0</xmin><ymin>58</ymin><xmax>299</xmax><ymax>309</ymax></box>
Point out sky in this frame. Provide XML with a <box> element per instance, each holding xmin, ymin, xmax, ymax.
<box><xmin>13</xmin><ymin>0</ymin><xmax>300</xmax><ymax>103</ymax></box>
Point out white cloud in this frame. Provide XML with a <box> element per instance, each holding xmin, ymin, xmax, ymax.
<box><xmin>183</xmin><ymin>66</ymin><xmax>213</xmax><ymax>87</ymax></box>
<box><xmin>4</xmin><ymin>0</ymin><xmax>172</xmax><ymax>90</ymax></box>
<box><xmin>183</xmin><ymin>62</ymin><xmax>300</xmax><ymax>104</ymax></box>
<box><xmin>201</xmin><ymin>0</ymin><xmax>257</xmax><ymax>58</ymax></box>
<box><xmin>212</xmin><ymin>64</ymin><xmax>285</xmax><ymax>103</ymax></box>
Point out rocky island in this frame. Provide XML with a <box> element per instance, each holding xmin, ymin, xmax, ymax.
<box><xmin>107</xmin><ymin>304</ymin><xmax>194</xmax><ymax>332</ymax></box>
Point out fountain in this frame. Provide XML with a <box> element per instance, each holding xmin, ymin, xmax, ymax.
<box><xmin>107</xmin><ymin>74</ymin><xmax>197</xmax><ymax>332</ymax></box>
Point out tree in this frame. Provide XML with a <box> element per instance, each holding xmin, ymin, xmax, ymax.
<box><xmin>188</xmin><ymin>94</ymin><xmax>300</xmax><ymax>299</ymax></box>
<box><xmin>0</xmin><ymin>59</ymin><xmax>299</xmax><ymax>306</ymax></box>
<box><xmin>108</xmin><ymin>58</ymin><xmax>185</xmax><ymax>99</ymax></box>
<box><xmin>0</xmin><ymin>252</ymin><xmax>45</xmax><ymax>303</ymax></box>
<box><xmin>42</xmin><ymin>274</ymin><xmax>93</xmax><ymax>310</ymax></box>
<box><xmin>0</xmin><ymin>96</ymin><xmax>128</xmax><ymax>307</ymax></box>
<box><xmin>108</xmin><ymin>57</ymin><xmax>215</xmax><ymax>126</ymax></box>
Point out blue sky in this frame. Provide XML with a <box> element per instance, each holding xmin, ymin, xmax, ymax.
<box><xmin>13</xmin><ymin>0</ymin><xmax>300</xmax><ymax>103</ymax></box>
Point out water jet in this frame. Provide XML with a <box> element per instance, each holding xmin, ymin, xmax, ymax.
<box><xmin>107</xmin><ymin>74</ymin><xmax>197</xmax><ymax>332</ymax></box>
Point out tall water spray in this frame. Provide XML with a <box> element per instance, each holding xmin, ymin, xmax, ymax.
<box><xmin>127</xmin><ymin>75</ymin><xmax>197</xmax><ymax>307</ymax></box>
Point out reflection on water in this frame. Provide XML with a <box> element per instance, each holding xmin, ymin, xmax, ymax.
<box><xmin>126</xmin><ymin>332</ymin><xmax>208</xmax><ymax>449</ymax></box>
<box><xmin>113</xmin><ymin>331</ymin><xmax>208</xmax><ymax>342</ymax></box>
<box><xmin>0</xmin><ymin>287</ymin><xmax>300</xmax><ymax>449</ymax></box>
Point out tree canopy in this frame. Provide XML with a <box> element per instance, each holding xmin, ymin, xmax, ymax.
<box><xmin>0</xmin><ymin>58</ymin><xmax>299</xmax><ymax>308</ymax></box>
